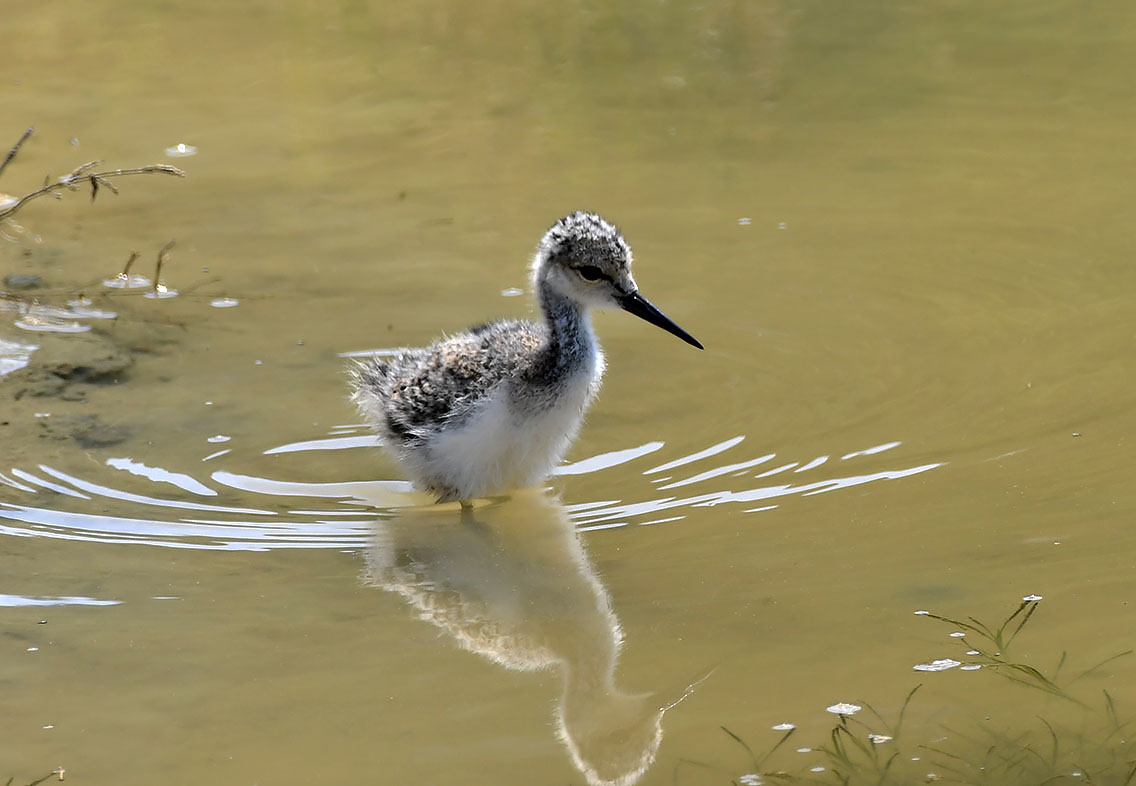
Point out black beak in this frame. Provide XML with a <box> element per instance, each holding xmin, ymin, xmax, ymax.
<box><xmin>618</xmin><ymin>291</ymin><xmax>703</xmax><ymax>349</ymax></box>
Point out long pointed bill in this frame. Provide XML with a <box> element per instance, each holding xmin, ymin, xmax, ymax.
<box><xmin>618</xmin><ymin>291</ymin><xmax>704</xmax><ymax>349</ymax></box>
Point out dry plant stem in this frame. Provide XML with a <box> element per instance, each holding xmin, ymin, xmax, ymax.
<box><xmin>0</xmin><ymin>127</ymin><xmax>34</xmax><ymax>181</ymax></box>
<box><xmin>0</xmin><ymin>162</ymin><xmax>185</xmax><ymax>222</ymax></box>
<box><xmin>154</xmin><ymin>239</ymin><xmax>176</xmax><ymax>289</ymax></box>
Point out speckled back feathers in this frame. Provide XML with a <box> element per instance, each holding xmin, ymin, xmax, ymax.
<box><xmin>350</xmin><ymin>319</ymin><xmax>546</xmax><ymax>443</ymax></box>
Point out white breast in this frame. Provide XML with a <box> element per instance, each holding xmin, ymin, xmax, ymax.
<box><xmin>410</xmin><ymin>353</ymin><xmax>604</xmax><ymax>500</ymax></box>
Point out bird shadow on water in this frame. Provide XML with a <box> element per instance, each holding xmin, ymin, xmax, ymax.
<box><xmin>362</xmin><ymin>489</ymin><xmax>709</xmax><ymax>786</ymax></box>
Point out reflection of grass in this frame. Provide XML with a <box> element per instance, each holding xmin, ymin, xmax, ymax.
<box><xmin>682</xmin><ymin>598</ymin><xmax>1136</xmax><ymax>786</ymax></box>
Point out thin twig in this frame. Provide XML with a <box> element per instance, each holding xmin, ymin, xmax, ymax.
<box><xmin>153</xmin><ymin>239</ymin><xmax>176</xmax><ymax>293</ymax></box>
<box><xmin>0</xmin><ymin>127</ymin><xmax>34</xmax><ymax>181</ymax></box>
<box><xmin>0</xmin><ymin>161</ymin><xmax>184</xmax><ymax>222</ymax></box>
<box><xmin>122</xmin><ymin>250</ymin><xmax>139</xmax><ymax>277</ymax></box>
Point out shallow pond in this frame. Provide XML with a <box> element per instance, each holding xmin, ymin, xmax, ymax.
<box><xmin>3</xmin><ymin>1</ymin><xmax>1136</xmax><ymax>784</ymax></box>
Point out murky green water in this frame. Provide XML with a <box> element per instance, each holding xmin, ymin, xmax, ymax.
<box><xmin>3</xmin><ymin>1</ymin><xmax>1136</xmax><ymax>784</ymax></box>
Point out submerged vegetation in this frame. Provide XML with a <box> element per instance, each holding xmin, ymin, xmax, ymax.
<box><xmin>681</xmin><ymin>597</ymin><xmax>1136</xmax><ymax>786</ymax></box>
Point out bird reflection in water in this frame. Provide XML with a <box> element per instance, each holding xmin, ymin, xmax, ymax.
<box><xmin>363</xmin><ymin>490</ymin><xmax>701</xmax><ymax>786</ymax></box>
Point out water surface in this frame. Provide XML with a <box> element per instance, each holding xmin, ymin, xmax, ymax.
<box><xmin>3</xmin><ymin>1</ymin><xmax>1136</xmax><ymax>784</ymax></box>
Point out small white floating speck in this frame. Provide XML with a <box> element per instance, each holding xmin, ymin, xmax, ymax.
<box><xmin>207</xmin><ymin>435</ymin><xmax>231</xmax><ymax>443</ymax></box>
<box><xmin>796</xmin><ymin>747</ymin><xmax>812</xmax><ymax>753</ymax></box>
<box><xmin>778</xmin><ymin>222</ymin><xmax>787</xmax><ymax>230</ymax></box>
<box><xmin>500</xmin><ymin>287</ymin><xmax>523</xmax><ymax>297</ymax></box>
<box><xmin>737</xmin><ymin>217</ymin><xmax>752</xmax><ymax>226</ymax></box>
<box><xmin>810</xmin><ymin>766</ymin><xmax>825</xmax><ymax>773</ymax></box>
<box><xmin>42</xmin><ymin>724</ymin><xmax>54</xmax><ymax>730</ymax></box>
<box><xmin>960</xmin><ymin>664</ymin><xmax>983</xmax><ymax>671</ymax></box>
<box><xmin>914</xmin><ymin>658</ymin><xmax>961</xmax><ymax>672</ymax></box>
<box><xmin>1023</xmin><ymin>594</ymin><xmax>1043</xmax><ymax>602</ymax></box>
<box><xmin>949</xmin><ymin>631</ymin><xmax>966</xmax><ymax>638</ymax></box>
<box><xmin>165</xmin><ymin>143</ymin><xmax>197</xmax><ymax>157</ymax></box>
<box><xmin>868</xmin><ymin>733</ymin><xmax>893</xmax><ymax>744</ymax></box>
<box><xmin>210</xmin><ymin>297</ymin><xmax>239</xmax><ymax>308</ymax></box>
<box><xmin>27</xmin><ymin>646</ymin><xmax>39</xmax><ymax>652</ymax></box>
<box><xmin>914</xmin><ymin>610</ymin><xmax>929</xmax><ymax>615</ymax></box>
<box><xmin>771</xmin><ymin>722</ymin><xmax>796</xmax><ymax>731</ymax></box>
<box><xmin>143</xmin><ymin>286</ymin><xmax>179</xmax><ymax>299</ymax></box>
<box><xmin>35</xmin><ymin>412</ymin><xmax>50</xmax><ymax>418</ymax></box>
<box><xmin>738</xmin><ymin>775</ymin><xmax>762</xmax><ymax>786</ymax></box>
<box><xmin>826</xmin><ymin>703</ymin><xmax>861</xmax><ymax>716</ymax></box>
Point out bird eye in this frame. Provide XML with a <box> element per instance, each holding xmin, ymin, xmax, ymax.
<box><xmin>577</xmin><ymin>265</ymin><xmax>604</xmax><ymax>281</ymax></box>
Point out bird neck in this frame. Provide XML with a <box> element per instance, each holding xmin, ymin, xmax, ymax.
<box><xmin>536</xmin><ymin>278</ymin><xmax>597</xmax><ymax>377</ymax></box>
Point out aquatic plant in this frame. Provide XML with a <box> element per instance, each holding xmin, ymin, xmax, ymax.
<box><xmin>682</xmin><ymin>597</ymin><xmax>1136</xmax><ymax>786</ymax></box>
<box><xmin>3</xmin><ymin>770</ymin><xmax>65</xmax><ymax>786</ymax></box>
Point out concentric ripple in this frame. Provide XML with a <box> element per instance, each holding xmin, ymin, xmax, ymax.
<box><xmin>0</xmin><ymin>427</ymin><xmax>942</xmax><ymax>550</ymax></box>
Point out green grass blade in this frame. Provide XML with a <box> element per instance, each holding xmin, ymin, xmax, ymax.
<box><xmin>1069</xmin><ymin>649</ymin><xmax>1135</xmax><ymax>685</ymax></box>
<box><xmin>894</xmin><ymin>684</ymin><xmax>921</xmax><ymax>738</ymax></box>
<box><xmin>1037</xmin><ymin>716</ymin><xmax>1059</xmax><ymax>769</ymax></box>
<box><xmin>965</xmin><ymin>615</ymin><xmax>999</xmax><ymax>642</ymax></box>
<box><xmin>1003</xmin><ymin>600</ymin><xmax>1040</xmax><ymax>648</ymax></box>
<box><xmin>755</xmin><ymin>727</ymin><xmax>796</xmax><ymax>770</ymax></box>
<box><xmin>720</xmin><ymin>725</ymin><xmax>758</xmax><ymax>768</ymax></box>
